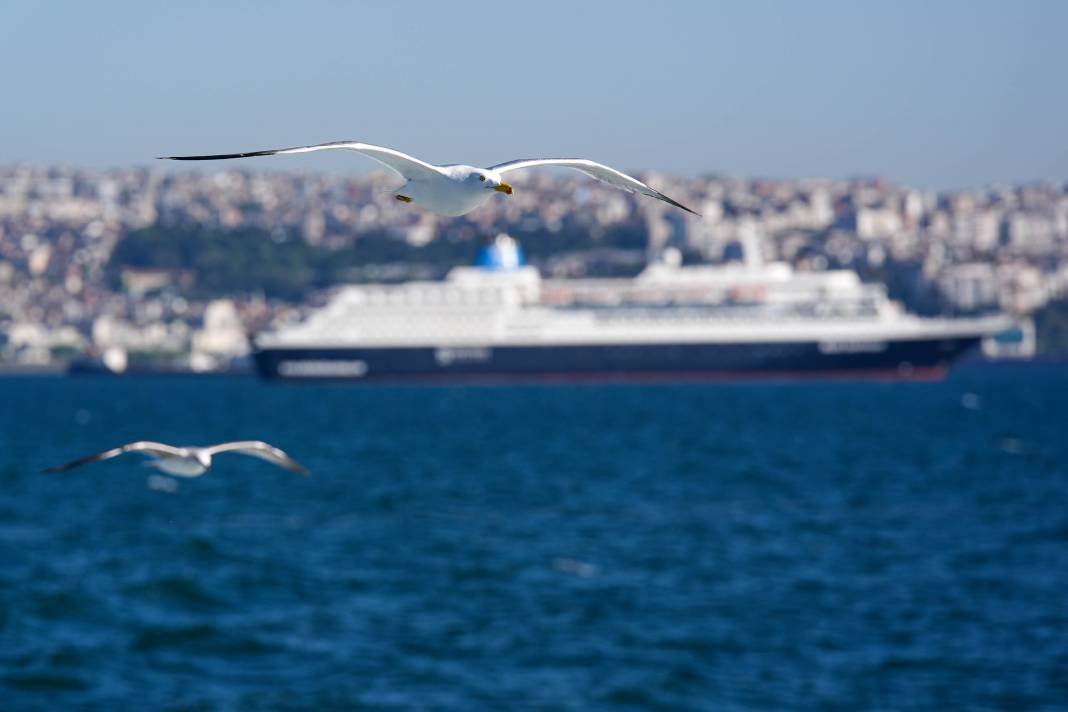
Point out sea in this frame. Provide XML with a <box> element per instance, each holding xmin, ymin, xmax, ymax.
<box><xmin>1</xmin><ymin>366</ymin><xmax>1066</xmax><ymax>711</ymax></box>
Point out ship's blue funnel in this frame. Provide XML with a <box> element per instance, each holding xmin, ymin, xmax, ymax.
<box><xmin>475</xmin><ymin>234</ymin><xmax>525</xmax><ymax>271</ymax></box>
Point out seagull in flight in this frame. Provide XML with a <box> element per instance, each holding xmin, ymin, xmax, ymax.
<box><xmin>159</xmin><ymin>141</ymin><xmax>698</xmax><ymax>217</ymax></box>
<box><xmin>43</xmin><ymin>441</ymin><xmax>309</xmax><ymax>477</ymax></box>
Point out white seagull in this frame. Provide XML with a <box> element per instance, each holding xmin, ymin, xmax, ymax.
<box><xmin>159</xmin><ymin>141</ymin><xmax>698</xmax><ymax>217</ymax></box>
<box><xmin>43</xmin><ymin>440</ymin><xmax>309</xmax><ymax>477</ymax></box>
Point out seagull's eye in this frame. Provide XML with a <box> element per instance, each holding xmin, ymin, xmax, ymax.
<box><xmin>478</xmin><ymin>175</ymin><xmax>486</xmax><ymax>182</ymax></box>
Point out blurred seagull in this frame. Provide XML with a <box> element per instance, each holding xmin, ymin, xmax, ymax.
<box><xmin>43</xmin><ymin>441</ymin><xmax>309</xmax><ymax>477</ymax></box>
<box><xmin>159</xmin><ymin>141</ymin><xmax>698</xmax><ymax>217</ymax></box>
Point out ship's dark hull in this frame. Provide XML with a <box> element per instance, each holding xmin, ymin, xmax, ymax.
<box><xmin>253</xmin><ymin>335</ymin><xmax>983</xmax><ymax>383</ymax></box>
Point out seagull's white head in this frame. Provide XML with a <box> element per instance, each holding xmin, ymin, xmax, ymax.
<box><xmin>457</xmin><ymin>166</ymin><xmax>513</xmax><ymax>195</ymax></box>
<box><xmin>194</xmin><ymin>450</ymin><xmax>212</xmax><ymax>470</ymax></box>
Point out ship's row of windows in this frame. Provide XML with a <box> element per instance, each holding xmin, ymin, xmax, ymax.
<box><xmin>589</xmin><ymin>305</ymin><xmax>882</xmax><ymax>322</ymax></box>
<box><xmin>336</xmin><ymin>289</ymin><xmax>523</xmax><ymax>308</ymax></box>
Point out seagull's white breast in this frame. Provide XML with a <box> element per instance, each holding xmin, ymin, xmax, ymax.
<box><xmin>402</xmin><ymin>169</ymin><xmax>495</xmax><ymax>217</ymax></box>
<box><xmin>152</xmin><ymin>456</ymin><xmax>208</xmax><ymax>477</ymax></box>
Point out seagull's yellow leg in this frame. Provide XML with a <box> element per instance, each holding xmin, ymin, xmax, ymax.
<box><xmin>395</xmin><ymin>195</ymin><xmax>412</xmax><ymax>203</ymax></box>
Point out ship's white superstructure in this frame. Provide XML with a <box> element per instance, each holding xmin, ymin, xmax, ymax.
<box><xmin>258</xmin><ymin>236</ymin><xmax>1007</xmax><ymax>350</ymax></box>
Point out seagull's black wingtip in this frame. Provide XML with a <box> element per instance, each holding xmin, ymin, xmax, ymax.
<box><xmin>671</xmin><ymin>200</ymin><xmax>700</xmax><ymax>217</ymax></box>
<box><xmin>656</xmin><ymin>191</ymin><xmax>701</xmax><ymax>216</ymax></box>
<box><xmin>155</xmin><ymin>149</ymin><xmax>283</xmax><ymax>161</ymax></box>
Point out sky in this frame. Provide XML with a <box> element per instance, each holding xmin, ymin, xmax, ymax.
<box><xmin>0</xmin><ymin>1</ymin><xmax>1065</xmax><ymax>190</ymax></box>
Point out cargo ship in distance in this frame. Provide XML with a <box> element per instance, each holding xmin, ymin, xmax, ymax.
<box><xmin>253</xmin><ymin>234</ymin><xmax>1012</xmax><ymax>383</ymax></box>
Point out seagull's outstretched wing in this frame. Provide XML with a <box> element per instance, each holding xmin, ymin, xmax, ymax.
<box><xmin>204</xmin><ymin>441</ymin><xmax>309</xmax><ymax>476</ymax></box>
<box><xmin>43</xmin><ymin>441</ymin><xmax>186</xmax><ymax>473</ymax></box>
<box><xmin>489</xmin><ymin>158</ymin><xmax>699</xmax><ymax>215</ymax></box>
<box><xmin>159</xmin><ymin>141</ymin><xmax>442</xmax><ymax>182</ymax></box>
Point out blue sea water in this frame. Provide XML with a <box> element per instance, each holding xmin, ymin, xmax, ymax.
<box><xmin>1</xmin><ymin>368</ymin><xmax>1067</xmax><ymax>711</ymax></box>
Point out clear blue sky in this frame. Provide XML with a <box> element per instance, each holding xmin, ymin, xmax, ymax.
<box><xmin>1</xmin><ymin>1</ymin><xmax>1064</xmax><ymax>189</ymax></box>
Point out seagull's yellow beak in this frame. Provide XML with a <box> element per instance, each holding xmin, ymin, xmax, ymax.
<box><xmin>493</xmin><ymin>183</ymin><xmax>513</xmax><ymax>195</ymax></box>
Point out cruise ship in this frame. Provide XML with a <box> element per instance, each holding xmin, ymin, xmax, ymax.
<box><xmin>253</xmin><ymin>235</ymin><xmax>1011</xmax><ymax>383</ymax></box>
